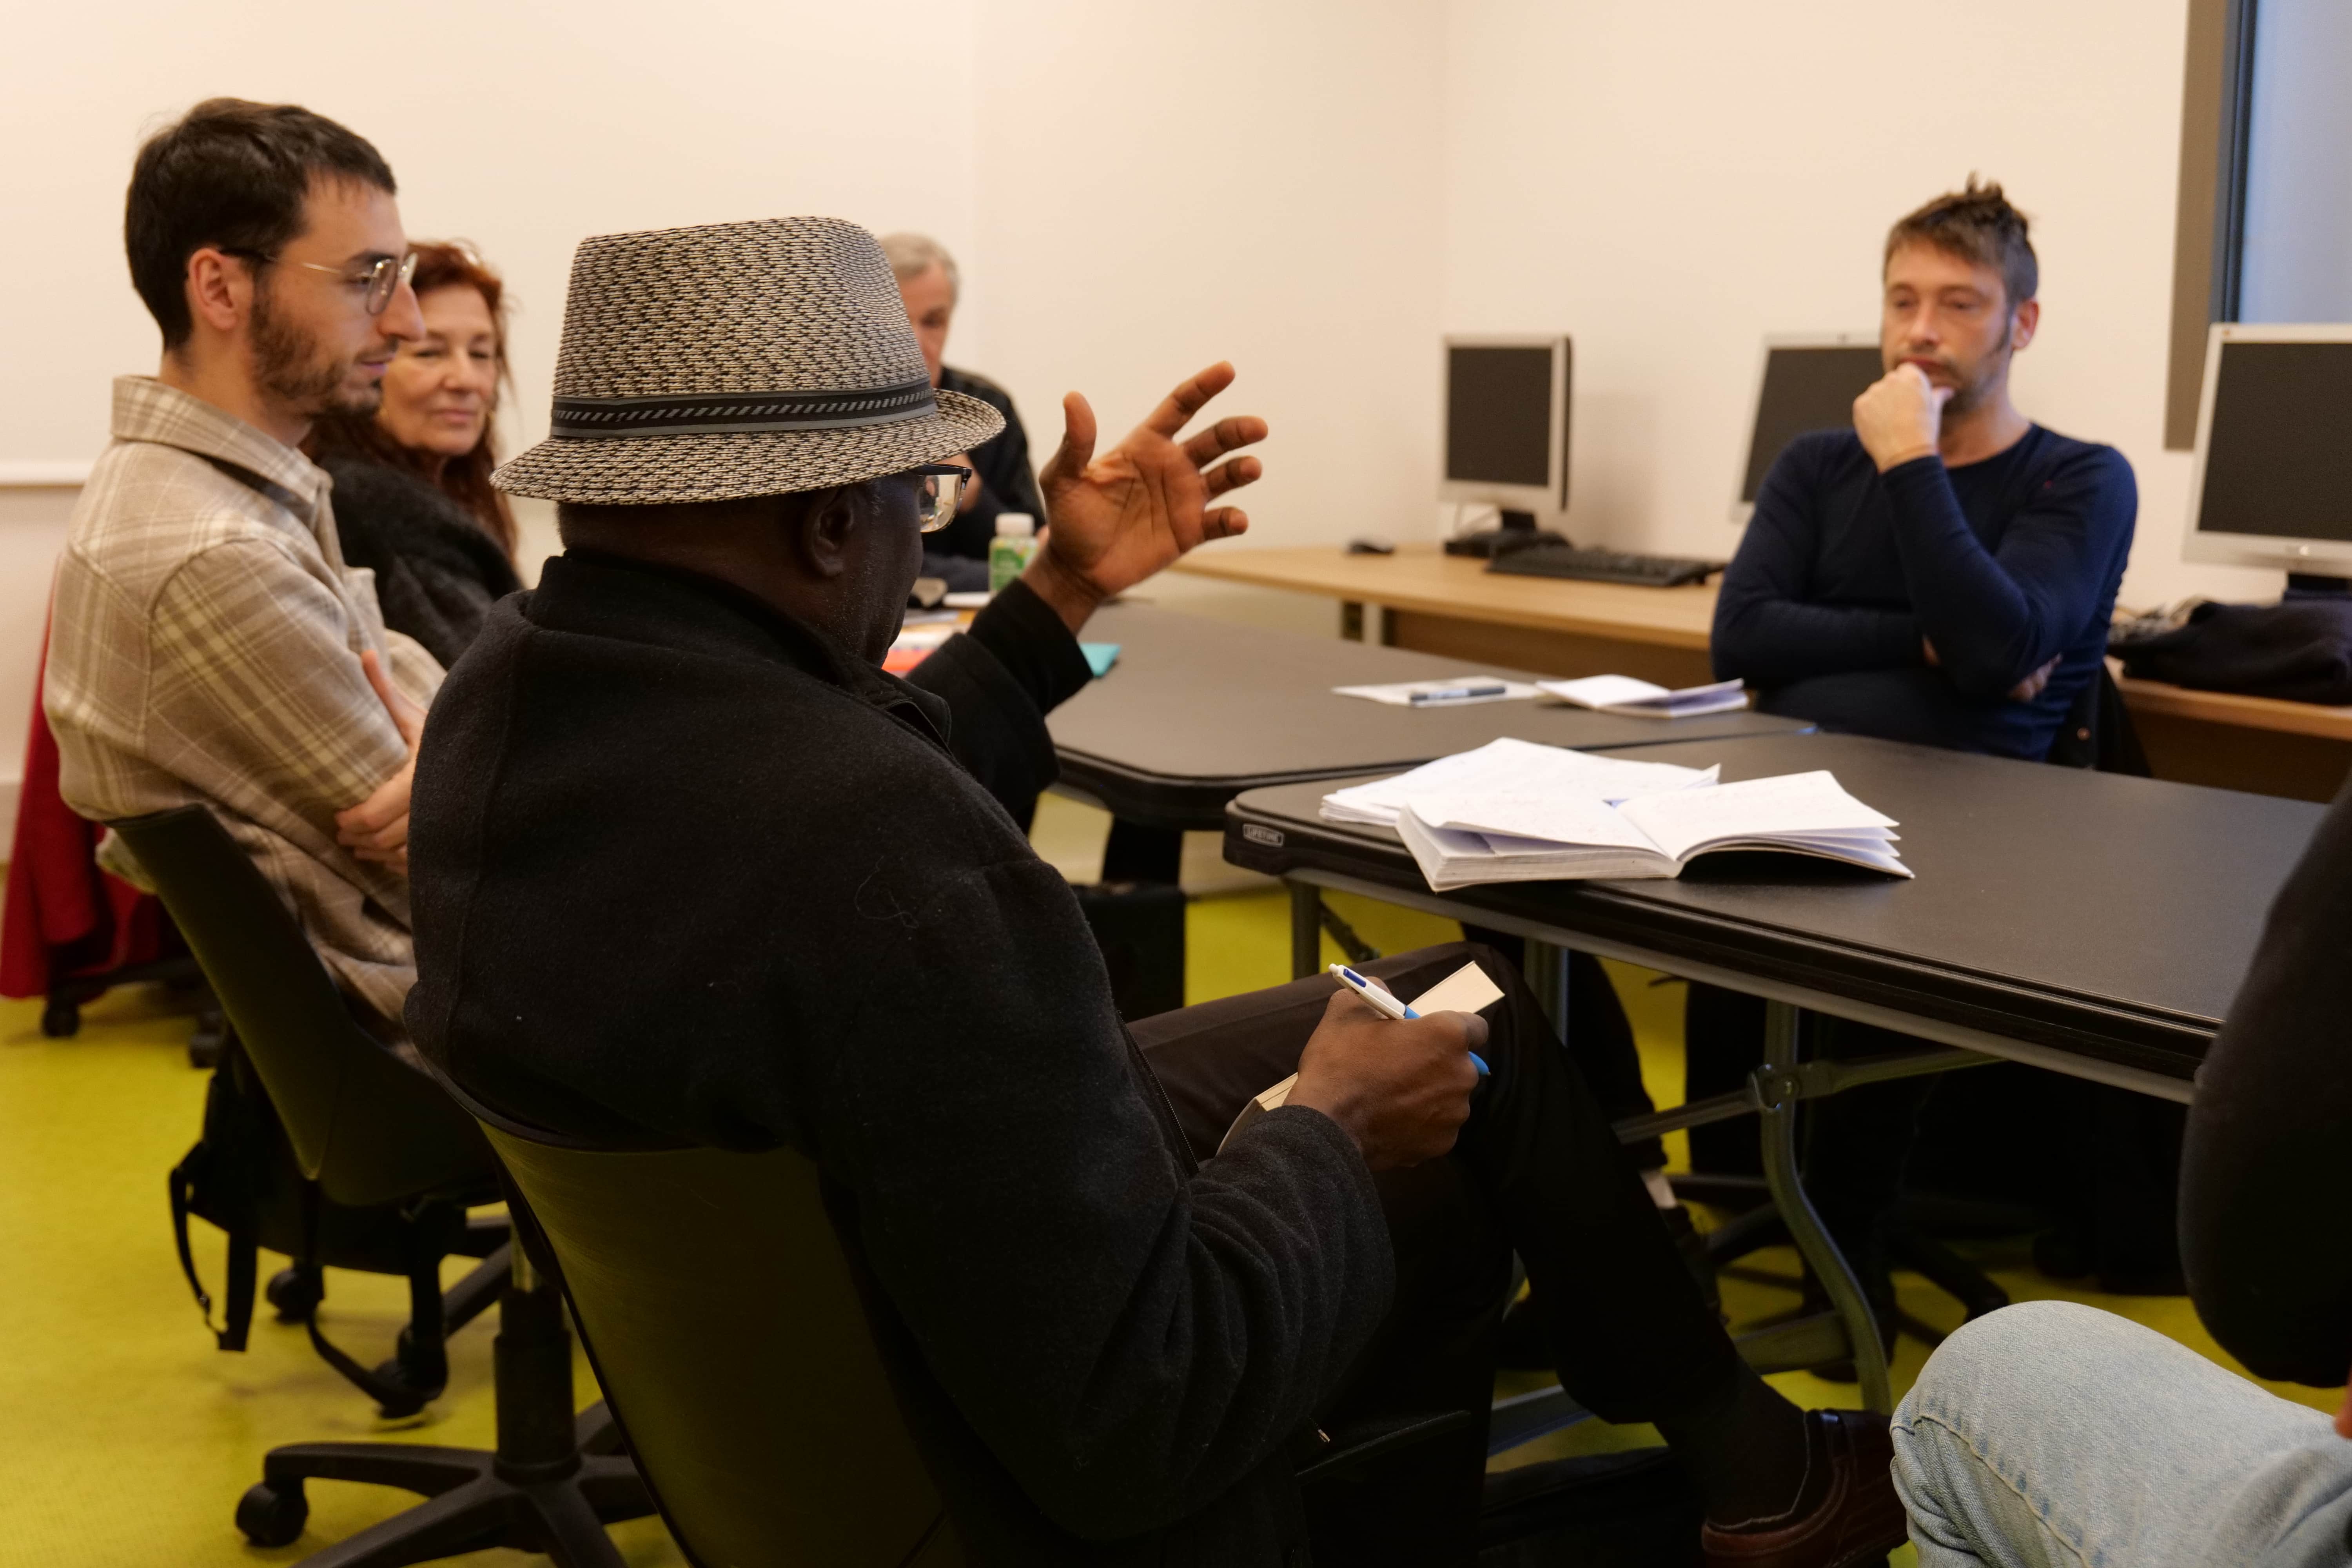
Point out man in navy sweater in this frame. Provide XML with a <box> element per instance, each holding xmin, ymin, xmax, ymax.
<box><xmin>1712</xmin><ymin>180</ymin><xmax>2137</xmax><ymax>760</ymax></box>
<box><xmin>1696</xmin><ymin>183</ymin><xmax>2142</xmax><ymax>1347</ymax></box>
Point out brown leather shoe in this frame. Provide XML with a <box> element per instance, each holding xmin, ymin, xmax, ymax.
<box><xmin>1698</xmin><ymin>1410</ymin><xmax>1907</xmax><ymax>1568</ymax></box>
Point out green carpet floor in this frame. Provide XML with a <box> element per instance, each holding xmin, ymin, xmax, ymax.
<box><xmin>0</xmin><ymin>803</ymin><xmax>2322</xmax><ymax>1563</ymax></box>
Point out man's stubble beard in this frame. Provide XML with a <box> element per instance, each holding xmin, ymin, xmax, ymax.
<box><xmin>1943</xmin><ymin>317</ymin><xmax>2015</xmax><ymax>420</ymax></box>
<box><xmin>249</xmin><ymin>278</ymin><xmax>383</xmax><ymax>419</ymax></box>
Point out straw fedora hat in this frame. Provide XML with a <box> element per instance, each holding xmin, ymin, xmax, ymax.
<box><xmin>495</xmin><ymin>216</ymin><xmax>1003</xmax><ymax>505</ymax></box>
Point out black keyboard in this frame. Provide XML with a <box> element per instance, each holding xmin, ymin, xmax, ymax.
<box><xmin>1486</xmin><ymin>543</ymin><xmax>1725</xmax><ymax>588</ymax></box>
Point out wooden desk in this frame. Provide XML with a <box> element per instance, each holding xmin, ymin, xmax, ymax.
<box><xmin>1175</xmin><ymin>542</ymin><xmax>1721</xmax><ymax>689</ymax></box>
<box><xmin>2109</xmin><ymin>668</ymin><xmax>2352</xmax><ymax>802</ymax></box>
<box><xmin>1177</xmin><ymin>543</ymin><xmax>2352</xmax><ymax>802</ymax></box>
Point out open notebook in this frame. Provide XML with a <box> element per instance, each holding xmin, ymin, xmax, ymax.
<box><xmin>1395</xmin><ymin>770</ymin><xmax>1908</xmax><ymax>889</ymax></box>
<box><xmin>1320</xmin><ymin>739</ymin><xmax>1909</xmax><ymax>891</ymax></box>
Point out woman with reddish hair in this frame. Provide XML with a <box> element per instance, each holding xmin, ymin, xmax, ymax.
<box><xmin>308</xmin><ymin>240</ymin><xmax>523</xmax><ymax>665</ymax></box>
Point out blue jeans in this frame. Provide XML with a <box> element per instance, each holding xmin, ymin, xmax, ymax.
<box><xmin>1892</xmin><ymin>1300</ymin><xmax>2352</xmax><ymax>1566</ymax></box>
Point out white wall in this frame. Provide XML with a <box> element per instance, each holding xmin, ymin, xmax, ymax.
<box><xmin>970</xmin><ymin>0</ymin><xmax>1448</xmax><ymax>558</ymax></box>
<box><xmin>1440</xmin><ymin>0</ymin><xmax>2283</xmax><ymax>611</ymax></box>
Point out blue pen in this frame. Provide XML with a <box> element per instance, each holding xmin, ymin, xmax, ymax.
<box><xmin>1408</xmin><ymin>683</ymin><xmax>1507</xmax><ymax>706</ymax></box>
<box><xmin>1328</xmin><ymin>964</ymin><xmax>1491</xmax><ymax>1076</ymax></box>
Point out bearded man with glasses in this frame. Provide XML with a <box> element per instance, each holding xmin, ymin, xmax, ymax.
<box><xmin>45</xmin><ymin>98</ymin><xmax>441</xmax><ymax>1047</ymax></box>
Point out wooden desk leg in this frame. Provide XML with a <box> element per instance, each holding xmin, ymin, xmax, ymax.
<box><xmin>1755</xmin><ymin>1000</ymin><xmax>1892</xmax><ymax>1415</ymax></box>
<box><xmin>1340</xmin><ymin>600</ymin><xmax>1365</xmax><ymax>642</ymax></box>
<box><xmin>1289</xmin><ymin>880</ymin><xmax>1323</xmax><ymax>980</ymax></box>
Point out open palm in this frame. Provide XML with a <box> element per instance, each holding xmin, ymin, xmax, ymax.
<box><xmin>1031</xmin><ymin>362</ymin><xmax>1267</xmax><ymax>611</ymax></box>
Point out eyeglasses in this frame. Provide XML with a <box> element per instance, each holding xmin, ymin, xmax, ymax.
<box><xmin>912</xmin><ymin>464</ymin><xmax>974</xmax><ymax>533</ymax></box>
<box><xmin>225</xmin><ymin>248</ymin><xmax>419</xmax><ymax>316</ymax></box>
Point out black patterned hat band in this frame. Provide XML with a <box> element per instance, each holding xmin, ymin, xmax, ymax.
<box><xmin>495</xmin><ymin>216</ymin><xmax>1003</xmax><ymax>506</ymax></box>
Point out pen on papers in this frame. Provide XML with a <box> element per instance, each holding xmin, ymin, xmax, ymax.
<box><xmin>1408</xmin><ymin>683</ymin><xmax>1508</xmax><ymax>706</ymax></box>
<box><xmin>1327</xmin><ymin>964</ymin><xmax>1491</xmax><ymax>1076</ymax></box>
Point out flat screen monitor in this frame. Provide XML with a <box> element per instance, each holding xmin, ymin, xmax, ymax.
<box><xmin>1439</xmin><ymin>336</ymin><xmax>1570</xmax><ymax>518</ymax></box>
<box><xmin>2185</xmin><ymin>323</ymin><xmax>2352</xmax><ymax>578</ymax></box>
<box><xmin>1732</xmin><ymin>335</ymin><xmax>1884</xmax><ymax>523</ymax></box>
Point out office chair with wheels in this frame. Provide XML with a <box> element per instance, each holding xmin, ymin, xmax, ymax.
<box><xmin>437</xmin><ymin>1071</ymin><xmax>1488</xmax><ymax>1568</ymax></box>
<box><xmin>1860</xmin><ymin>661</ymin><xmax>2165</xmax><ymax>1323</ymax></box>
<box><xmin>109</xmin><ymin>806</ymin><xmax>652</xmax><ymax>1566</ymax></box>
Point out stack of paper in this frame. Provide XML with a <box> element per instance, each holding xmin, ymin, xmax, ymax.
<box><xmin>1319</xmin><ymin>739</ymin><xmax>1910</xmax><ymax>891</ymax></box>
<box><xmin>1538</xmin><ymin>675</ymin><xmax>1749</xmax><ymax>719</ymax></box>
<box><xmin>1321</xmin><ymin>737</ymin><xmax>1719</xmax><ymax>828</ymax></box>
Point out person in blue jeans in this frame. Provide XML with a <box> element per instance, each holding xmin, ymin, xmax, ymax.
<box><xmin>1891</xmin><ymin>775</ymin><xmax>2352</xmax><ymax>1564</ymax></box>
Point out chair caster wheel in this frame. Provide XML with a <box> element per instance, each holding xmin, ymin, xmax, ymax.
<box><xmin>40</xmin><ymin>998</ymin><xmax>80</xmax><ymax>1038</ymax></box>
<box><xmin>370</xmin><ymin>1331</ymin><xmax>445</xmax><ymax>1419</ymax></box>
<box><xmin>236</xmin><ymin>1479</ymin><xmax>308</xmax><ymax>1546</ymax></box>
<box><xmin>370</xmin><ymin>1366</ymin><xmax>431</xmax><ymax>1420</ymax></box>
<box><xmin>266</xmin><ymin>1267</ymin><xmax>323</xmax><ymax>1323</ymax></box>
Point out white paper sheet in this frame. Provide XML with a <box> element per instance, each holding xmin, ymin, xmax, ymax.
<box><xmin>1321</xmin><ymin>737</ymin><xmax>1719</xmax><ymax>827</ymax></box>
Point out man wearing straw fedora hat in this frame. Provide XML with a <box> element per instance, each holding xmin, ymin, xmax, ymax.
<box><xmin>409</xmin><ymin>217</ymin><xmax>1902</xmax><ymax>1568</ymax></box>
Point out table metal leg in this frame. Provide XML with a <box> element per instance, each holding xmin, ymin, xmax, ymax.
<box><xmin>1755</xmin><ymin>1000</ymin><xmax>1891</xmax><ymax>1413</ymax></box>
<box><xmin>1523</xmin><ymin>937</ymin><xmax>1573</xmax><ymax>1045</ymax></box>
<box><xmin>1289</xmin><ymin>880</ymin><xmax>1323</xmax><ymax>980</ymax></box>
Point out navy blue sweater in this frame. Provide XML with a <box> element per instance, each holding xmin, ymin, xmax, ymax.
<box><xmin>1711</xmin><ymin>426</ymin><xmax>2137</xmax><ymax>759</ymax></box>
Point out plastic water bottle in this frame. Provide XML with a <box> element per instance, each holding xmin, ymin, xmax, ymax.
<box><xmin>988</xmin><ymin>512</ymin><xmax>1036</xmax><ymax>596</ymax></box>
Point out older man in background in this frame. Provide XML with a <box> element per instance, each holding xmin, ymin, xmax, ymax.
<box><xmin>883</xmin><ymin>232</ymin><xmax>1047</xmax><ymax>587</ymax></box>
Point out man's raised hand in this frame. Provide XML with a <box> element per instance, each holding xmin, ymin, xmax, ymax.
<box><xmin>1854</xmin><ymin>362</ymin><xmax>1950</xmax><ymax>473</ymax></box>
<box><xmin>1022</xmin><ymin>361</ymin><xmax>1267</xmax><ymax>632</ymax></box>
<box><xmin>334</xmin><ymin>648</ymin><xmax>424</xmax><ymax>874</ymax></box>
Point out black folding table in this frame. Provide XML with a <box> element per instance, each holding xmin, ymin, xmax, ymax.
<box><xmin>1048</xmin><ymin>602</ymin><xmax>1808</xmax><ymax>833</ymax></box>
<box><xmin>1223</xmin><ymin>730</ymin><xmax>2323</xmax><ymax>1419</ymax></box>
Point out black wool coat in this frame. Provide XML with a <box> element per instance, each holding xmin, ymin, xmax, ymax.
<box><xmin>2182</xmin><ymin>771</ymin><xmax>2352</xmax><ymax>1387</ymax></box>
<box><xmin>319</xmin><ymin>454</ymin><xmax>523</xmax><ymax>667</ymax></box>
<box><xmin>406</xmin><ymin>554</ymin><xmax>1394</xmax><ymax>1566</ymax></box>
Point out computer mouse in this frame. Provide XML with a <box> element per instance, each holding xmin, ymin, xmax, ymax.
<box><xmin>1347</xmin><ymin>538</ymin><xmax>1396</xmax><ymax>555</ymax></box>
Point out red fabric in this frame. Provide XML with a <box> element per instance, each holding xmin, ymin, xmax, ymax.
<box><xmin>0</xmin><ymin>623</ymin><xmax>174</xmax><ymax>999</ymax></box>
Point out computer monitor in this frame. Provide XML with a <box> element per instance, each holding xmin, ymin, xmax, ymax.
<box><xmin>1439</xmin><ymin>336</ymin><xmax>1571</xmax><ymax>526</ymax></box>
<box><xmin>1731</xmin><ymin>335</ymin><xmax>1884</xmax><ymax>524</ymax></box>
<box><xmin>2185</xmin><ymin>323</ymin><xmax>2352</xmax><ymax>589</ymax></box>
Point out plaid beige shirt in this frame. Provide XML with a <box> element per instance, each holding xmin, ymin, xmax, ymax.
<box><xmin>45</xmin><ymin>377</ymin><xmax>445</xmax><ymax>1038</ymax></box>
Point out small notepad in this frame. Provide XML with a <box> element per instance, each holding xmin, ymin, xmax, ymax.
<box><xmin>1537</xmin><ymin>674</ymin><xmax>1748</xmax><ymax>718</ymax></box>
<box><xmin>1216</xmin><ymin>959</ymin><xmax>1504</xmax><ymax>1153</ymax></box>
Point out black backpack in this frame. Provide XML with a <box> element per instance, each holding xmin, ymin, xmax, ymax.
<box><xmin>168</xmin><ymin>1030</ymin><xmax>494</xmax><ymax>1414</ymax></box>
